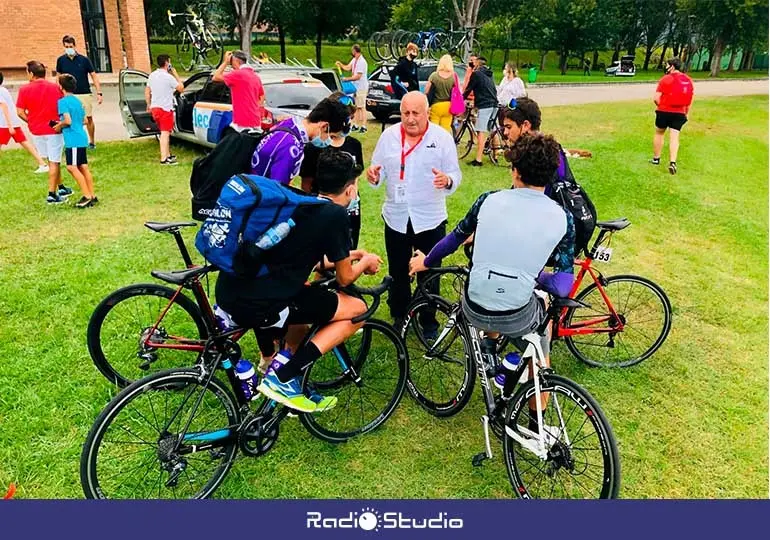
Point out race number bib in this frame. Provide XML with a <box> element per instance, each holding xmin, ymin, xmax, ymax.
<box><xmin>594</xmin><ymin>246</ymin><xmax>613</xmax><ymax>263</ymax></box>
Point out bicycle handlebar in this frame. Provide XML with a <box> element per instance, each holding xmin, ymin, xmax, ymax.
<box><xmin>311</xmin><ymin>272</ymin><xmax>393</xmax><ymax>324</ymax></box>
<box><xmin>167</xmin><ymin>10</ymin><xmax>174</xmax><ymax>26</ymax></box>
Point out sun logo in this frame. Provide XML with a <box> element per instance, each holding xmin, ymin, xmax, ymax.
<box><xmin>357</xmin><ymin>507</ymin><xmax>382</xmax><ymax>532</ymax></box>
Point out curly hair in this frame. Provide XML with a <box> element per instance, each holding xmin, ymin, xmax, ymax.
<box><xmin>506</xmin><ymin>132</ymin><xmax>560</xmax><ymax>187</ymax></box>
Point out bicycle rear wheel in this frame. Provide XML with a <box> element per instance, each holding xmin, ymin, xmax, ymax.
<box><xmin>402</xmin><ymin>296</ymin><xmax>475</xmax><ymax>417</ymax></box>
<box><xmin>198</xmin><ymin>27</ymin><xmax>224</xmax><ymax>68</ymax></box>
<box><xmin>375</xmin><ymin>31</ymin><xmax>393</xmax><ymax>61</ymax></box>
<box><xmin>503</xmin><ymin>374</ymin><xmax>620</xmax><ymax>499</ymax></box>
<box><xmin>454</xmin><ymin>118</ymin><xmax>474</xmax><ymax>160</ymax></box>
<box><xmin>429</xmin><ymin>32</ymin><xmax>449</xmax><ymax>59</ymax></box>
<box><xmin>368</xmin><ymin>33</ymin><xmax>382</xmax><ymax>61</ymax></box>
<box><xmin>486</xmin><ymin>128</ymin><xmax>509</xmax><ymax>167</ymax></box>
<box><xmin>81</xmin><ymin>369</ymin><xmax>240</xmax><ymax>499</ymax></box>
<box><xmin>300</xmin><ymin>320</ymin><xmax>408</xmax><ymax>443</ymax></box>
<box><xmin>563</xmin><ymin>274</ymin><xmax>672</xmax><ymax>367</ymax></box>
<box><xmin>87</xmin><ymin>283</ymin><xmax>208</xmax><ymax>388</ymax></box>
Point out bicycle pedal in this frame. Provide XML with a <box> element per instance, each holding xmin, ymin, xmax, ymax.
<box><xmin>471</xmin><ymin>452</ymin><xmax>489</xmax><ymax>467</ymax></box>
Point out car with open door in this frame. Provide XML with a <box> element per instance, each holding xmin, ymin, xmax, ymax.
<box><xmin>605</xmin><ymin>55</ymin><xmax>637</xmax><ymax>77</ymax></box>
<box><xmin>119</xmin><ymin>64</ymin><xmax>341</xmax><ymax>148</ymax></box>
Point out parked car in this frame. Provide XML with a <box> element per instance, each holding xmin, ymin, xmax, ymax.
<box><xmin>366</xmin><ymin>60</ymin><xmax>468</xmax><ymax>122</ymax></box>
<box><xmin>605</xmin><ymin>55</ymin><xmax>636</xmax><ymax>77</ymax></box>
<box><xmin>119</xmin><ymin>64</ymin><xmax>341</xmax><ymax>148</ymax></box>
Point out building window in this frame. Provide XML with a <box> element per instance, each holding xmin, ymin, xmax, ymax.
<box><xmin>80</xmin><ymin>0</ymin><xmax>112</xmax><ymax>72</ymax></box>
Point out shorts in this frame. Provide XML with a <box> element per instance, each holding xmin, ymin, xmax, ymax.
<box><xmin>462</xmin><ymin>292</ymin><xmax>550</xmax><ymax>356</ymax></box>
<box><xmin>0</xmin><ymin>127</ymin><xmax>27</xmax><ymax>145</ymax></box>
<box><xmin>32</xmin><ymin>134</ymin><xmax>64</xmax><ymax>162</ymax></box>
<box><xmin>355</xmin><ymin>90</ymin><xmax>367</xmax><ymax>109</ymax></box>
<box><xmin>222</xmin><ymin>285</ymin><xmax>340</xmax><ymax>330</ymax></box>
<box><xmin>475</xmin><ymin>107</ymin><xmax>495</xmax><ymax>133</ymax></box>
<box><xmin>151</xmin><ymin>108</ymin><xmax>175</xmax><ymax>132</ymax></box>
<box><xmin>76</xmin><ymin>94</ymin><xmax>94</xmax><ymax>117</ymax></box>
<box><xmin>655</xmin><ymin>111</ymin><xmax>687</xmax><ymax>131</ymax></box>
<box><xmin>65</xmin><ymin>147</ymin><xmax>88</xmax><ymax>166</ymax></box>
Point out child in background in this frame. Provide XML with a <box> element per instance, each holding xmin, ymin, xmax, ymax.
<box><xmin>53</xmin><ymin>74</ymin><xmax>98</xmax><ymax>208</ymax></box>
<box><xmin>0</xmin><ymin>71</ymin><xmax>48</xmax><ymax>172</ymax></box>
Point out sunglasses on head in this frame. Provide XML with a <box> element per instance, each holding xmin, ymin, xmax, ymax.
<box><xmin>506</xmin><ymin>98</ymin><xmax>518</xmax><ymax>110</ymax></box>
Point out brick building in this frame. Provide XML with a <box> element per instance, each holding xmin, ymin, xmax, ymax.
<box><xmin>0</xmin><ymin>0</ymin><xmax>150</xmax><ymax>79</ymax></box>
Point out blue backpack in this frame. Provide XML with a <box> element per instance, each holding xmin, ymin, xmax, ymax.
<box><xmin>195</xmin><ymin>174</ymin><xmax>327</xmax><ymax>277</ymax></box>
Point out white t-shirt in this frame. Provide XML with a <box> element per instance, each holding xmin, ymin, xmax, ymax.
<box><xmin>147</xmin><ymin>69</ymin><xmax>179</xmax><ymax>111</ymax></box>
<box><xmin>351</xmin><ymin>55</ymin><xmax>369</xmax><ymax>93</ymax></box>
<box><xmin>0</xmin><ymin>86</ymin><xmax>22</xmax><ymax>128</ymax></box>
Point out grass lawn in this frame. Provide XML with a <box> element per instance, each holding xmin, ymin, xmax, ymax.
<box><xmin>0</xmin><ymin>95</ymin><xmax>766</xmax><ymax>499</ymax></box>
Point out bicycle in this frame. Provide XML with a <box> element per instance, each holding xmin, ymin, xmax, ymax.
<box><xmin>368</xmin><ymin>30</ymin><xmax>395</xmax><ymax>62</ymax></box>
<box><xmin>453</xmin><ymin>104</ymin><xmax>509</xmax><ymax>166</ymax></box>
<box><xmin>402</xmin><ymin>269</ymin><xmax>621</xmax><ymax>499</ymax></box>
<box><xmin>167</xmin><ymin>4</ymin><xmax>223</xmax><ymax>71</ymax></box>
<box><xmin>406</xmin><ymin>219</ymin><xmax>672</xmax><ymax>369</ymax></box>
<box><xmin>81</xmin><ymin>265</ymin><xmax>408</xmax><ymax>499</ymax></box>
<box><xmin>390</xmin><ymin>21</ymin><xmax>445</xmax><ymax>60</ymax></box>
<box><xmin>441</xmin><ymin>20</ymin><xmax>481</xmax><ymax>62</ymax></box>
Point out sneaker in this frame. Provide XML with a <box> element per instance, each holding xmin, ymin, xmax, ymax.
<box><xmin>668</xmin><ymin>162</ymin><xmax>677</xmax><ymax>175</ymax></box>
<box><xmin>57</xmin><ymin>185</ymin><xmax>73</xmax><ymax>198</ymax></box>
<box><xmin>90</xmin><ymin>196</ymin><xmax>99</xmax><ymax>206</ymax></box>
<box><xmin>34</xmin><ymin>164</ymin><xmax>50</xmax><ymax>174</ymax></box>
<box><xmin>468</xmin><ymin>160</ymin><xmax>483</xmax><ymax>167</ymax></box>
<box><xmin>650</xmin><ymin>157</ymin><xmax>660</xmax><ymax>165</ymax></box>
<box><xmin>75</xmin><ymin>197</ymin><xmax>94</xmax><ymax>208</ymax></box>
<box><xmin>257</xmin><ymin>371</ymin><xmax>318</xmax><ymax>413</ymax></box>
<box><xmin>359</xmin><ymin>126</ymin><xmax>368</xmax><ymax>134</ymax></box>
<box><xmin>161</xmin><ymin>157</ymin><xmax>178</xmax><ymax>165</ymax></box>
<box><xmin>306</xmin><ymin>386</ymin><xmax>338</xmax><ymax>411</ymax></box>
<box><xmin>46</xmin><ymin>193</ymin><xmax>64</xmax><ymax>205</ymax></box>
<box><xmin>166</xmin><ymin>155</ymin><xmax>178</xmax><ymax>164</ymax></box>
<box><xmin>88</xmin><ymin>143</ymin><xmax>96</xmax><ymax>150</ymax></box>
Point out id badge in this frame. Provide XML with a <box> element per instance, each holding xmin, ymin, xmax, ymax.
<box><xmin>395</xmin><ymin>183</ymin><xmax>407</xmax><ymax>204</ymax></box>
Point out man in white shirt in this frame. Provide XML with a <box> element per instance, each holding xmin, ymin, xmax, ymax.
<box><xmin>145</xmin><ymin>54</ymin><xmax>184</xmax><ymax>165</ymax></box>
<box><xmin>336</xmin><ymin>44</ymin><xmax>369</xmax><ymax>133</ymax></box>
<box><xmin>367</xmin><ymin>91</ymin><xmax>461</xmax><ymax>328</ymax></box>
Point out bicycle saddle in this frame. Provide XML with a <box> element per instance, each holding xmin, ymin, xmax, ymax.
<box><xmin>551</xmin><ymin>297</ymin><xmax>590</xmax><ymax>309</ymax></box>
<box><xmin>596</xmin><ymin>218</ymin><xmax>630</xmax><ymax>231</ymax></box>
<box><xmin>144</xmin><ymin>221</ymin><xmax>198</xmax><ymax>233</ymax></box>
<box><xmin>151</xmin><ymin>265</ymin><xmax>215</xmax><ymax>285</ymax></box>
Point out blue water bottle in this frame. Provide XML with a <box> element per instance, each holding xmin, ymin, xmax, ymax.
<box><xmin>235</xmin><ymin>359</ymin><xmax>260</xmax><ymax>400</ymax></box>
<box><xmin>494</xmin><ymin>351</ymin><xmax>522</xmax><ymax>390</ymax></box>
<box><xmin>255</xmin><ymin>219</ymin><xmax>295</xmax><ymax>250</ymax></box>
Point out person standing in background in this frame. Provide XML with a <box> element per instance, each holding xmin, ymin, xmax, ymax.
<box><xmin>423</xmin><ymin>54</ymin><xmax>456</xmax><ymax>133</ymax></box>
<box><xmin>0</xmin><ymin>71</ymin><xmax>48</xmax><ymax>172</ymax></box>
<box><xmin>391</xmin><ymin>43</ymin><xmax>420</xmax><ymax>99</ymax></box>
<box><xmin>367</xmin><ymin>92</ymin><xmax>461</xmax><ymax>329</ymax></box>
<box><xmin>497</xmin><ymin>63</ymin><xmax>527</xmax><ymax>104</ymax></box>
<box><xmin>212</xmin><ymin>50</ymin><xmax>266</xmax><ymax>134</ymax></box>
<box><xmin>651</xmin><ymin>58</ymin><xmax>694</xmax><ymax>175</ymax></box>
<box><xmin>16</xmin><ymin>61</ymin><xmax>74</xmax><ymax>204</ymax></box>
<box><xmin>461</xmin><ymin>53</ymin><xmax>478</xmax><ymax>101</ymax></box>
<box><xmin>336</xmin><ymin>45</ymin><xmax>369</xmax><ymax>134</ymax></box>
<box><xmin>146</xmin><ymin>55</ymin><xmax>184</xmax><ymax>165</ymax></box>
<box><xmin>54</xmin><ymin>35</ymin><xmax>102</xmax><ymax>149</ymax></box>
<box><xmin>463</xmin><ymin>56</ymin><xmax>498</xmax><ymax>167</ymax></box>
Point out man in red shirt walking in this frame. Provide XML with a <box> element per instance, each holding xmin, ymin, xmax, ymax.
<box><xmin>212</xmin><ymin>50</ymin><xmax>265</xmax><ymax>134</ymax></box>
<box><xmin>651</xmin><ymin>58</ymin><xmax>694</xmax><ymax>175</ymax></box>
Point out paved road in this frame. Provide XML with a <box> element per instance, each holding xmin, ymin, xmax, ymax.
<box><xmin>2</xmin><ymin>79</ymin><xmax>767</xmax><ymax>149</ymax></box>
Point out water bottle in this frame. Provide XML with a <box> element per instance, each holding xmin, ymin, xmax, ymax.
<box><xmin>213</xmin><ymin>304</ymin><xmax>236</xmax><ymax>331</ymax></box>
<box><xmin>255</xmin><ymin>219</ymin><xmax>295</xmax><ymax>250</ymax></box>
<box><xmin>494</xmin><ymin>351</ymin><xmax>528</xmax><ymax>389</ymax></box>
<box><xmin>235</xmin><ymin>359</ymin><xmax>260</xmax><ymax>401</ymax></box>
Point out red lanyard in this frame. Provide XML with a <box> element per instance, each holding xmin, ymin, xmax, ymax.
<box><xmin>400</xmin><ymin>125</ymin><xmax>427</xmax><ymax>181</ymax></box>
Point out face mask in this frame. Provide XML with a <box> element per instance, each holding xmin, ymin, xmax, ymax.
<box><xmin>65</xmin><ymin>47</ymin><xmax>75</xmax><ymax>56</ymax></box>
<box><xmin>311</xmin><ymin>135</ymin><xmax>331</xmax><ymax>149</ymax></box>
<box><xmin>468</xmin><ymin>61</ymin><xmax>474</xmax><ymax>68</ymax></box>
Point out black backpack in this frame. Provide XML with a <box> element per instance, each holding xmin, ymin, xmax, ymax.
<box><xmin>548</xmin><ymin>148</ymin><xmax>597</xmax><ymax>257</ymax></box>
<box><xmin>189</xmin><ymin>126</ymin><xmax>298</xmax><ymax>221</ymax></box>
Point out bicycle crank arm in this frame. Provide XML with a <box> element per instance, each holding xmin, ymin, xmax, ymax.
<box><xmin>471</xmin><ymin>415</ymin><xmax>494</xmax><ymax>468</ymax></box>
<box><xmin>504</xmin><ymin>425</ymin><xmax>548</xmax><ymax>460</ymax></box>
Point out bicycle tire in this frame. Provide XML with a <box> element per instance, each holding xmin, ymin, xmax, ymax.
<box><xmin>563</xmin><ymin>274</ymin><xmax>672</xmax><ymax>367</ymax></box>
<box><xmin>503</xmin><ymin>373</ymin><xmax>620</xmax><ymax>499</ymax></box>
<box><xmin>391</xmin><ymin>30</ymin><xmax>415</xmax><ymax>59</ymax></box>
<box><xmin>300</xmin><ymin>319</ymin><xmax>408</xmax><ymax>442</ymax></box>
<box><xmin>199</xmin><ymin>26</ymin><xmax>224</xmax><ymax>68</ymax></box>
<box><xmin>401</xmin><ymin>296</ymin><xmax>475</xmax><ymax>417</ymax></box>
<box><xmin>81</xmin><ymin>368</ymin><xmax>240</xmax><ymax>499</ymax></box>
<box><xmin>429</xmin><ymin>32</ymin><xmax>449</xmax><ymax>59</ymax></box>
<box><xmin>87</xmin><ymin>283</ymin><xmax>208</xmax><ymax>388</ymax></box>
<box><xmin>375</xmin><ymin>32</ymin><xmax>393</xmax><ymax>61</ymax></box>
<box><xmin>454</xmin><ymin>118</ymin><xmax>474</xmax><ymax>160</ymax></box>
<box><xmin>486</xmin><ymin>126</ymin><xmax>509</xmax><ymax>167</ymax></box>
<box><xmin>368</xmin><ymin>32</ymin><xmax>382</xmax><ymax>61</ymax></box>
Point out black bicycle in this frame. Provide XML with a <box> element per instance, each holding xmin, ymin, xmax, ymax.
<box><xmin>81</xmin><ymin>266</ymin><xmax>408</xmax><ymax>499</ymax></box>
<box><xmin>401</xmin><ymin>268</ymin><xmax>621</xmax><ymax>499</ymax></box>
<box><xmin>454</xmin><ymin>105</ymin><xmax>509</xmax><ymax>166</ymax></box>
<box><xmin>167</xmin><ymin>4</ymin><xmax>223</xmax><ymax>70</ymax></box>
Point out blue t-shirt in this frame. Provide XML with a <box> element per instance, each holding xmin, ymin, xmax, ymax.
<box><xmin>58</xmin><ymin>95</ymin><xmax>89</xmax><ymax>148</ymax></box>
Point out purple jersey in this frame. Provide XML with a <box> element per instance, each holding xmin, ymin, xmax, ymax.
<box><xmin>249</xmin><ymin>117</ymin><xmax>307</xmax><ymax>185</ymax></box>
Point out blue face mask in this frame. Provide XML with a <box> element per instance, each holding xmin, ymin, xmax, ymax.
<box><xmin>65</xmin><ymin>47</ymin><xmax>76</xmax><ymax>56</ymax></box>
<box><xmin>311</xmin><ymin>134</ymin><xmax>331</xmax><ymax>148</ymax></box>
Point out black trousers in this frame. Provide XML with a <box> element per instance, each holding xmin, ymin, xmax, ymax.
<box><xmin>384</xmin><ymin>219</ymin><xmax>446</xmax><ymax>319</ymax></box>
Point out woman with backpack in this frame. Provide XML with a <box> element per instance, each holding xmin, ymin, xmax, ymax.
<box><xmin>651</xmin><ymin>58</ymin><xmax>694</xmax><ymax>175</ymax></box>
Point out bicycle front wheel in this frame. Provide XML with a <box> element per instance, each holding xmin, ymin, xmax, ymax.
<box><xmin>454</xmin><ymin>119</ymin><xmax>474</xmax><ymax>160</ymax></box>
<box><xmin>563</xmin><ymin>274</ymin><xmax>672</xmax><ymax>367</ymax></box>
<box><xmin>199</xmin><ymin>27</ymin><xmax>224</xmax><ymax>68</ymax></box>
<box><xmin>503</xmin><ymin>374</ymin><xmax>620</xmax><ymax>499</ymax></box>
<box><xmin>300</xmin><ymin>319</ymin><xmax>408</xmax><ymax>443</ymax></box>
<box><xmin>375</xmin><ymin>31</ymin><xmax>393</xmax><ymax>61</ymax></box>
<box><xmin>87</xmin><ymin>283</ymin><xmax>209</xmax><ymax>388</ymax></box>
<box><xmin>81</xmin><ymin>369</ymin><xmax>240</xmax><ymax>499</ymax></box>
<box><xmin>402</xmin><ymin>296</ymin><xmax>475</xmax><ymax>417</ymax></box>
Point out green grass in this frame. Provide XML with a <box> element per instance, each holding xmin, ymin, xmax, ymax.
<box><xmin>0</xmin><ymin>95</ymin><xmax>766</xmax><ymax>498</ymax></box>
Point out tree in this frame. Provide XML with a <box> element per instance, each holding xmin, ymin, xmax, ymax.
<box><xmin>284</xmin><ymin>0</ymin><xmax>354</xmax><ymax>67</ymax></box>
<box><xmin>640</xmin><ymin>0</ymin><xmax>674</xmax><ymax>70</ymax></box>
<box><xmin>233</xmin><ymin>0</ymin><xmax>264</xmax><ymax>54</ymax></box>
<box><xmin>450</xmin><ymin>0</ymin><xmax>485</xmax><ymax>60</ymax></box>
<box><xmin>259</xmin><ymin>0</ymin><xmax>301</xmax><ymax>62</ymax></box>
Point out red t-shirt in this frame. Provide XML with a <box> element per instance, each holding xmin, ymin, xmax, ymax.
<box><xmin>223</xmin><ymin>67</ymin><xmax>265</xmax><ymax>128</ymax></box>
<box><xmin>16</xmin><ymin>79</ymin><xmax>63</xmax><ymax>136</ymax></box>
<box><xmin>656</xmin><ymin>72</ymin><xmax>693</xmax><ymax>114</ymax></box>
